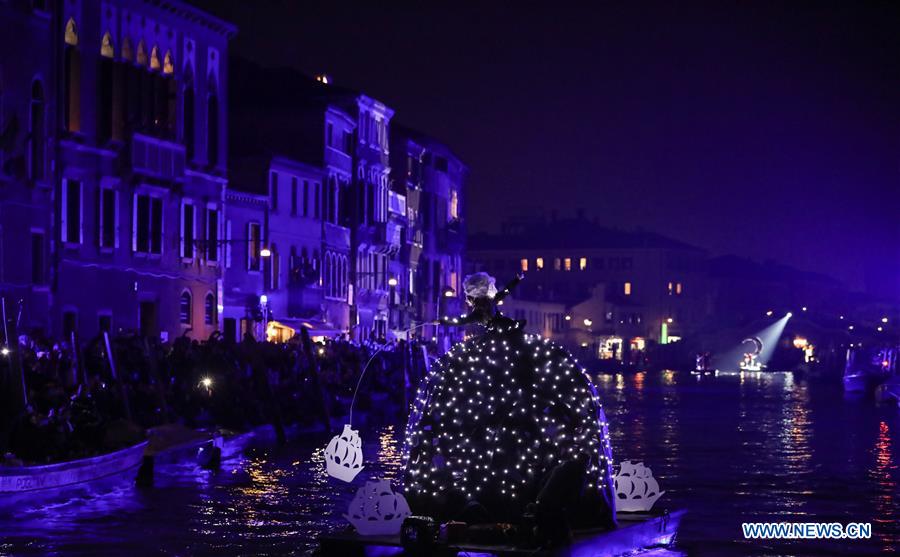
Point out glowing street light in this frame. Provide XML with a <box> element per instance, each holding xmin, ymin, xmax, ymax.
<box><xmin>200</xmin><ymin>377</ymin><xmax>213</xmax><ymax>388</ymax></box>
<box><xmin>877</xmin><ymin>326</ymin><xmax>884</xmax><ymax>332</ymax></box>
<box><xmin>260</xmin><ymin>294</ymin><xmax>268</xmax><ymax>304</ymax></box>
<box><xmin>801</xmin><ymin>306</ymin><xmax>808</xmax><ymax>312</ymax></box>
<box><xmin>260</xmin><ymin>247</ymin><xmax>272</xmax><ymax>257</ymax></box>
<box><xmin>666</xmin><ymin>317</ymin><xmax>674</xmax><ymax>324</ymax></box>
<box><xmin>766</xmin><ymin>310</ymin><xmax>773</xmax><ymax>317</ymax></box>
<box><xmin>388</xmin><ymin>277</ymin><xmax>398</xmax><ymax>287</ymax></box>
<box><xmin>564</xmin><ymin>315</ymin><xmax>572</xmax><ymax>321</ymax></box>
<box><xmin>0</xmin><ymin>347</ymin><xmax>8</xmax><ymax>356</ymax></box>
<box><xmin>786</xmin><ymin>312</ymin><xmax>793</xmax><ymax>318</ymax></box>
<box><xmin>882</xmin><ymin>317</ymin><xmax>889</xmax><ymax>323</ymax></box>
<box><xmin>583</xmin><ymin>318</ymin><xmax>593</xmax><ymax>327</ymax></box>
<box><xmin>848</xmin><ymin>325</ymin><xmax>854</xmax><ymax>331</ymax></box>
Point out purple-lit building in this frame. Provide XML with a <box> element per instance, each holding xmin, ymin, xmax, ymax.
<box><xmin>0</xmin><ymin>0</ymin><xmax>234</xmax><ymax>342</ymax></box>
<box><xmin>390</xmin><ymin>126</ymin><xmax>467</xmax><ymax>349</ymax></box>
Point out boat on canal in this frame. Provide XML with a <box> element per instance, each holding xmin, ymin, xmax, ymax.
<box><xmin>843</xmin><ymin>345</ymin><xmax>898</xmax><ymax>393</ymax></box>
<box><xmin>0</xmin><ymin>440</ymin><xmax>148</xmax><ymax>501</ymax></box>
<box><xmin>319</xmin><ymin>509</ymin><xmax>686</xmax><ymax>557</ymax></box>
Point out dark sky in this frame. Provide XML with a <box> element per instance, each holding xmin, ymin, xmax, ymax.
<box><xmin>192</xmin><ymin>0</ymin><xmax>900</xmax><ymax>297</ymax></box>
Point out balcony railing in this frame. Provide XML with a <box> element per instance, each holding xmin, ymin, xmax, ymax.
<box><xmin>388</xmin><ymin>191</ymin><xmax>406</xmax><ymax>215</ymax></box>
<box><xmin>131</xmin><ymin>132</ymin><xmax>185</xmax><ymax>181</ymax></box>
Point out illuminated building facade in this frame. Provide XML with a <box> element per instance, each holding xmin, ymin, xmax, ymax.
<box><xmin>0</xmin><ymin>0</ymin><xmax>234</xmax><ymax>341</ymax></box>
<box><xmin>468</xmin><ymin>214</ymin><xmax>708</xmax><ymax>357</ymax></box>
<box><xmin>390</xmin><ymin>126</ymin><xmax>467</xmax><ymax>349</ymax></box>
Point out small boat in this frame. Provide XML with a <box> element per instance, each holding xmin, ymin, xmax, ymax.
<box><xmin>0</xmin><ymin>441</ymin><xmax>148</xmax><ymax>498</ymax></box>
<box><xmin>843</xmin><ymin>346</ymin><xmax>897</xmax><ymax>393</ymax></box>
<box><xmin>319</xmin><ymin>509</ymin><xmax>686</xmax><ymax>556</ymax></box>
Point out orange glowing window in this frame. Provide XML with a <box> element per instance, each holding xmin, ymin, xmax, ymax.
<box><xmin>676</xmin><ymin>282</ymin><xmax>683</xmax><ymax>295</ymax></box>
<box><xmin>520</xmin><ymin>258</ymin><xmax>528</xmax><ymax>272</ymax></box>
<box><xmin>624</xmin><ymin>282</ymin><xmax>632</xmax><ymax>296</ymax></box>
<box><xmin>564</xmin><ymin>258</ymin><xmax>572</xmax><ymax>271</ymax></box>
<box><xmin>667</xmin><ymin>281</ymin><xmax>674</xmax><ymax>295</ymax></box>
<box><xmin>536</xmin><ymin>257</ymin><xmax>544</xmax><ymax>270</ymax></box>
<box><xmin>579</xmin><ymin>257</ymin><xmax>587</xmax><ymax>270</ymax></box>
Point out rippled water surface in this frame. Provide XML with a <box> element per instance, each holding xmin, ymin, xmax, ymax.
<box><xmin>0</xmin><ymin>370</ymin><xmax>897</xmax><ymax>556</ymax></box>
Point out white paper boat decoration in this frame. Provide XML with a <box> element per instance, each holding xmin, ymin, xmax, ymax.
<box><xmin>614</xmin><ymin>460</ymin><xmax>665</xmax><ymax>512</ymax></box>
<box><xmin>325</xmin><ymin>424</ymin><xmax>364</xmax><ymax>482</ymax></box>
<box><xmin>344</xmin><ymin>479</ymin><xmax>412</xmax><ymax>536</ymax></box>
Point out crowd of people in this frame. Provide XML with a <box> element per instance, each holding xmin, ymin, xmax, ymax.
<box><xmin>0</xmin><ymin>330</ymin><xmax>430</xmax><ymax>465</ymax></box>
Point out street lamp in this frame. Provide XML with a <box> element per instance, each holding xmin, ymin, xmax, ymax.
<box><xmin>388</xmin><ymin>277</ymin><xmax>398</xmax><ymax>287</ymax></box>
<box><xmin>666</xmin><ymin>317</ymin><xmax>674</xmax><ymax>324</ymax></box>
<box><xmin>260</xmin><ymin>247</ymin><xmax>272</xmax><ymax>258</ymax></box>
<box><xmin>583</xmin><ymin>318</ymin><xmax>593</xmax><ymax>327</ymax></box>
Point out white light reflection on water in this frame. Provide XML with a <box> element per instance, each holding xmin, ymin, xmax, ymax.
<box><xmin>0</xmin><ymin>376</ymin><xmax>897</xmax><ymax>556</ymax></box>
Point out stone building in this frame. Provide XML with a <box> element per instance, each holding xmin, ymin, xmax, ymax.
<box><xmin>468</xmin><ymin>214</ymin><xmax>708</xmax><ymax>358</ymax></box>
<box><xmin>0</xmin><ymin>0</ymin><xmax>235</xmax><ymax>342</ymax></box>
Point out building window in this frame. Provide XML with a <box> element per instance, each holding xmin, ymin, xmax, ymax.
<box><xmin>98</xmin><ymin>32</ymin><xmax>115</xmax><ymax>142</ymax></box>
<box><xmin>180</xmin><ymin>202</ymin><xmax>194</xmax><ymax>259</ymax></box>
<box><xmin>676</xmin><ymin>282</ymin><xmax>683</xmax><ymax>295</ymax></box>
<box><xmin>343</xmin><ymin>131</ymin><xmax>352</xmax><ymax>153</ymax></box>
<box><xmin>183</xmin><ymin>71</ymin><xmax>195</xmax><ymax>161</ymax></box>
<box><xmin>554</xmin><ymin>258</ymin><xmax>561</xmax><ymax>271</ymax></box>
<box><xmin>179</xmin><ymin>291</ymin><xmax>192</xmax><ymax>324</ymax></box>
<box><xmin>624</xmin><ymin>282</ymin><xmax>632</xmax><ymax>296</ymax></box>
<box><xmin>536</xmin><ymin>257</ymin><xmax>544</xmax><ymax>270</ymax></box>
<box><xmin>303</xmin><ymin>180</ymin><xmax>310</xmax><ymax>217</ymax></box>
<box><xmin>100</xmin><ymin>188</ymin><xmax>117</xmax><ymax>249</ymax></box>
<box><xmin>667</xmin><ymin>281</ymin><xmax>674</xmax><ymax>296</ymax></box>
<box><xmin>520</xmin><ymin>258</ymin><xmax>528</xmax><ymax>272</ymax></box>
<box><xmin>314</xmin><ymin>183</ymin><xmax>320</xmax><ymax>219</ymax></box>
<box><xmin>64</xmin><ymin>18</ymin><xmax>81</xmax><ymax>133</ymax></box>
<box><xmin>29</xmin><ymin>80</ymin><xmax>44</xmax><ymax>181</ymax></box>
<box><xmin>270</xmin><ymin>171</ymin><xmax>278</xmax><ymax>211</ymax></box>
<box><xmin>564</xmin><ymin>258</ymin><xmax>572</xmax><ymax>272</ymax></box>
<box><xmin>134</xmin><ymin>193</ymin><xmax>163</xmax><ymax>254</ymax></box>
<box><xmin>579</xmin><ymin>257</ymin><xmax>587</xmax><ymax>271</ymax></box>
<box><xmin>31</xmin><ymin>232</ymin><xmax>44</xmax><ymax>285</ymax></box>
<box><xmin>247</xmin><ymin>222</ymin><xmax>261</xmax><ymax>270</ymax></box>
<box><xmin>206</xmin><ymin>208</ymin><xmax>219</xmax><ymax>261</ymax></box>
<box><xmin>60</xmin><ymin>178</ymin><xmax>82</xmax><ymax>244</ymax></box>
<box><xmin>291</xmin><ymin>177</ymin><xmax>298</xmax><ymax>215</ymax></box>
<box><xmin>449</xmin><ymin>190</ymin><xmax>459</xmax><ymax>220</ymax></box>
<box><xmin>207</xmin><ymin>89</ymin><xmax>219</xmax><ymax>167</ymax></box>
<box><xmin>62</xmin><ymin>311</ymin><xmax>77</xmax><ymax>337</ymax></box>
<box><xmin>204</xmin><ymin>293</ymin><xmax>216</xmax><ymax>325</ymax></box>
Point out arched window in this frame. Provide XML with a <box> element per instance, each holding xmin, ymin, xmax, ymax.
<box><xmin>163</xmin><ymin>51</ymin><xmax>174</xmax><ymax>75</ymax></box>
<box><xmin>29</xmin><ymin>80</ymin><xmax>44</xmax><ymax>181</ymax></box>
<box><xmin>121</xmin><ymin>37</ymin><xmax>133</xmax><ymax>61</ymax></box>
<box><xmin>136</xmin><ymin>40</ymin><xmax>147</xmax><ymax>65</ymax></box>
<box><xmin>204</xmin><ymin>293</ymin><xmax>216</xmax><ymax>325</ymax></box>
<box><xmin>206</xmin><ymin>80</ymin><xmax>219</xmax><ymax>167</ymax></box>
<box><xmin>340</xmin><ymin>255</ymin><xmax>348</xmax><ymax>299</ymax></box>
<box><xmin>100</xmin><ymin>32</ymin><xmax>114</xmax><ymax>58</ymax></box>
<box><xmin>149</xmin><ymin>46</ymin><xmax>161</xmax><ymax>71</ymax></box>
<box><xmin>183</xmin><ymin>65</ymin><xmax>195</xmax><ymax>160</ymax></box>
<box><xmin>64</xmin><ymin>18</ymin><xmax>81</xmax><ymax>133</ymax></box>
<box><xmin>98</xmin><ymin>32</ymin><xmax>115</xmax><ymax>141</ymax></box>
<box><xmin>179</xmin><ymin>290</ymin><xmax>192</xmax><ymax>324</ymax></box>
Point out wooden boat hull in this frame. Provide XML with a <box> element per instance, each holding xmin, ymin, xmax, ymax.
<box><xmin>0</xmin><ymin>441</ymin><xmax>148</xmax><ymax>495</ymax></box>
<box><xmin>319</xmin><ymin>509</ymin><xmax>686</xmax><ymax>557</ymax></box>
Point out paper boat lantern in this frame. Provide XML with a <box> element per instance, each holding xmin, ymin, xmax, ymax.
<box><xmin>344</xmin><ymin>479</ymin><xmax>411</xmax><ymax>536</ymax></box>
<box><xmin>614</xmin><ymin>460</ymin><xmax>665</xmax><ymax>512</ymax></box>
<box><xmin>325</xmin><ymin>424</ymin><xmax>364</xmax><ymax>482</ymax></box>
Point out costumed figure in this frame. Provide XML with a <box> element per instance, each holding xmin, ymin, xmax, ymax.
<box><xmin>402</xmin><ymin>272</ymin><xmax>616</xmax><ymax>534</ymax></box>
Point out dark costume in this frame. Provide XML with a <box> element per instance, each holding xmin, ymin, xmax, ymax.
<box><xmin>402</xmin><ymin>274</ymin><xmax>616</xmax><ymax>530</ymax></box>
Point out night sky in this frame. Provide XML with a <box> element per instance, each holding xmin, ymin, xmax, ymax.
<box><xmin>191</xmin><ymin>0</ymin><xmax>900</xmax><ymax>298</ymax></box>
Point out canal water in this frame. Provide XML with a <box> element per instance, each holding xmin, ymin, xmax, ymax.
<box><xmin>0</xmin><ymin>370</ymin><xmax>897</xmax><ymax>556</ymax></box>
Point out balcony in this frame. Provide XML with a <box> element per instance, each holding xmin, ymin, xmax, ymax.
<box><xmin>324</xmin><ymin>222</ymin><xmax>350</xmax><ymax>249</ymax></box>
<box><xmin>437</xmin><ymin>224</ymin><xmax>464</xmax><ymax>254</ymax></box>
<box><xmin>130</xmin><ymin>132</ymin><xmax>185</xmax><ymax>182</ymax></box>
<box><xmin>388</xmin><ymin>191</ymin><xmax>406</xmax><ymax>216</ymax></box>
<box><xmin>287</xmin><ymin>283</ymin><xmax>324</xmax><ymax>318</ymax></box>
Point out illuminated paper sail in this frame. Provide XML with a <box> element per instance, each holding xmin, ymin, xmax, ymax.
<box><xmin>344</xmin><ymin>479</ymin><xmax>411</xmax><ymax>536</ymax></box>
<box><xmin>614</xmin><ymin>460</ymin><xmax>665</xmax><ymax>512</ymax></box>
<box><xmin>325</xmin><ymin>424</ymin><xmax>364</xmax><ymax>482</ymax></box>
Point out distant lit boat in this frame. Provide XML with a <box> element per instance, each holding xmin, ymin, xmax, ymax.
<box><xmin>739</xmin><ymin>337</ymin><xmax>766</xmax><ymax>371</ymax></box>
<box><xmin>843</xmin><ymin>346</ymin><xmax>898</xmax><ymax>393</ymax></box>
<box><xmin>0</xmin><ymin>441</ymin><xmax>147</xmax><ymax>498</ymax></box>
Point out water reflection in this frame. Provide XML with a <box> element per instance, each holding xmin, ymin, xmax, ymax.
<box><xmin>0</xmin><ymin>375</ymin><xmax>896</xmax><ymax>556</ymax></box>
